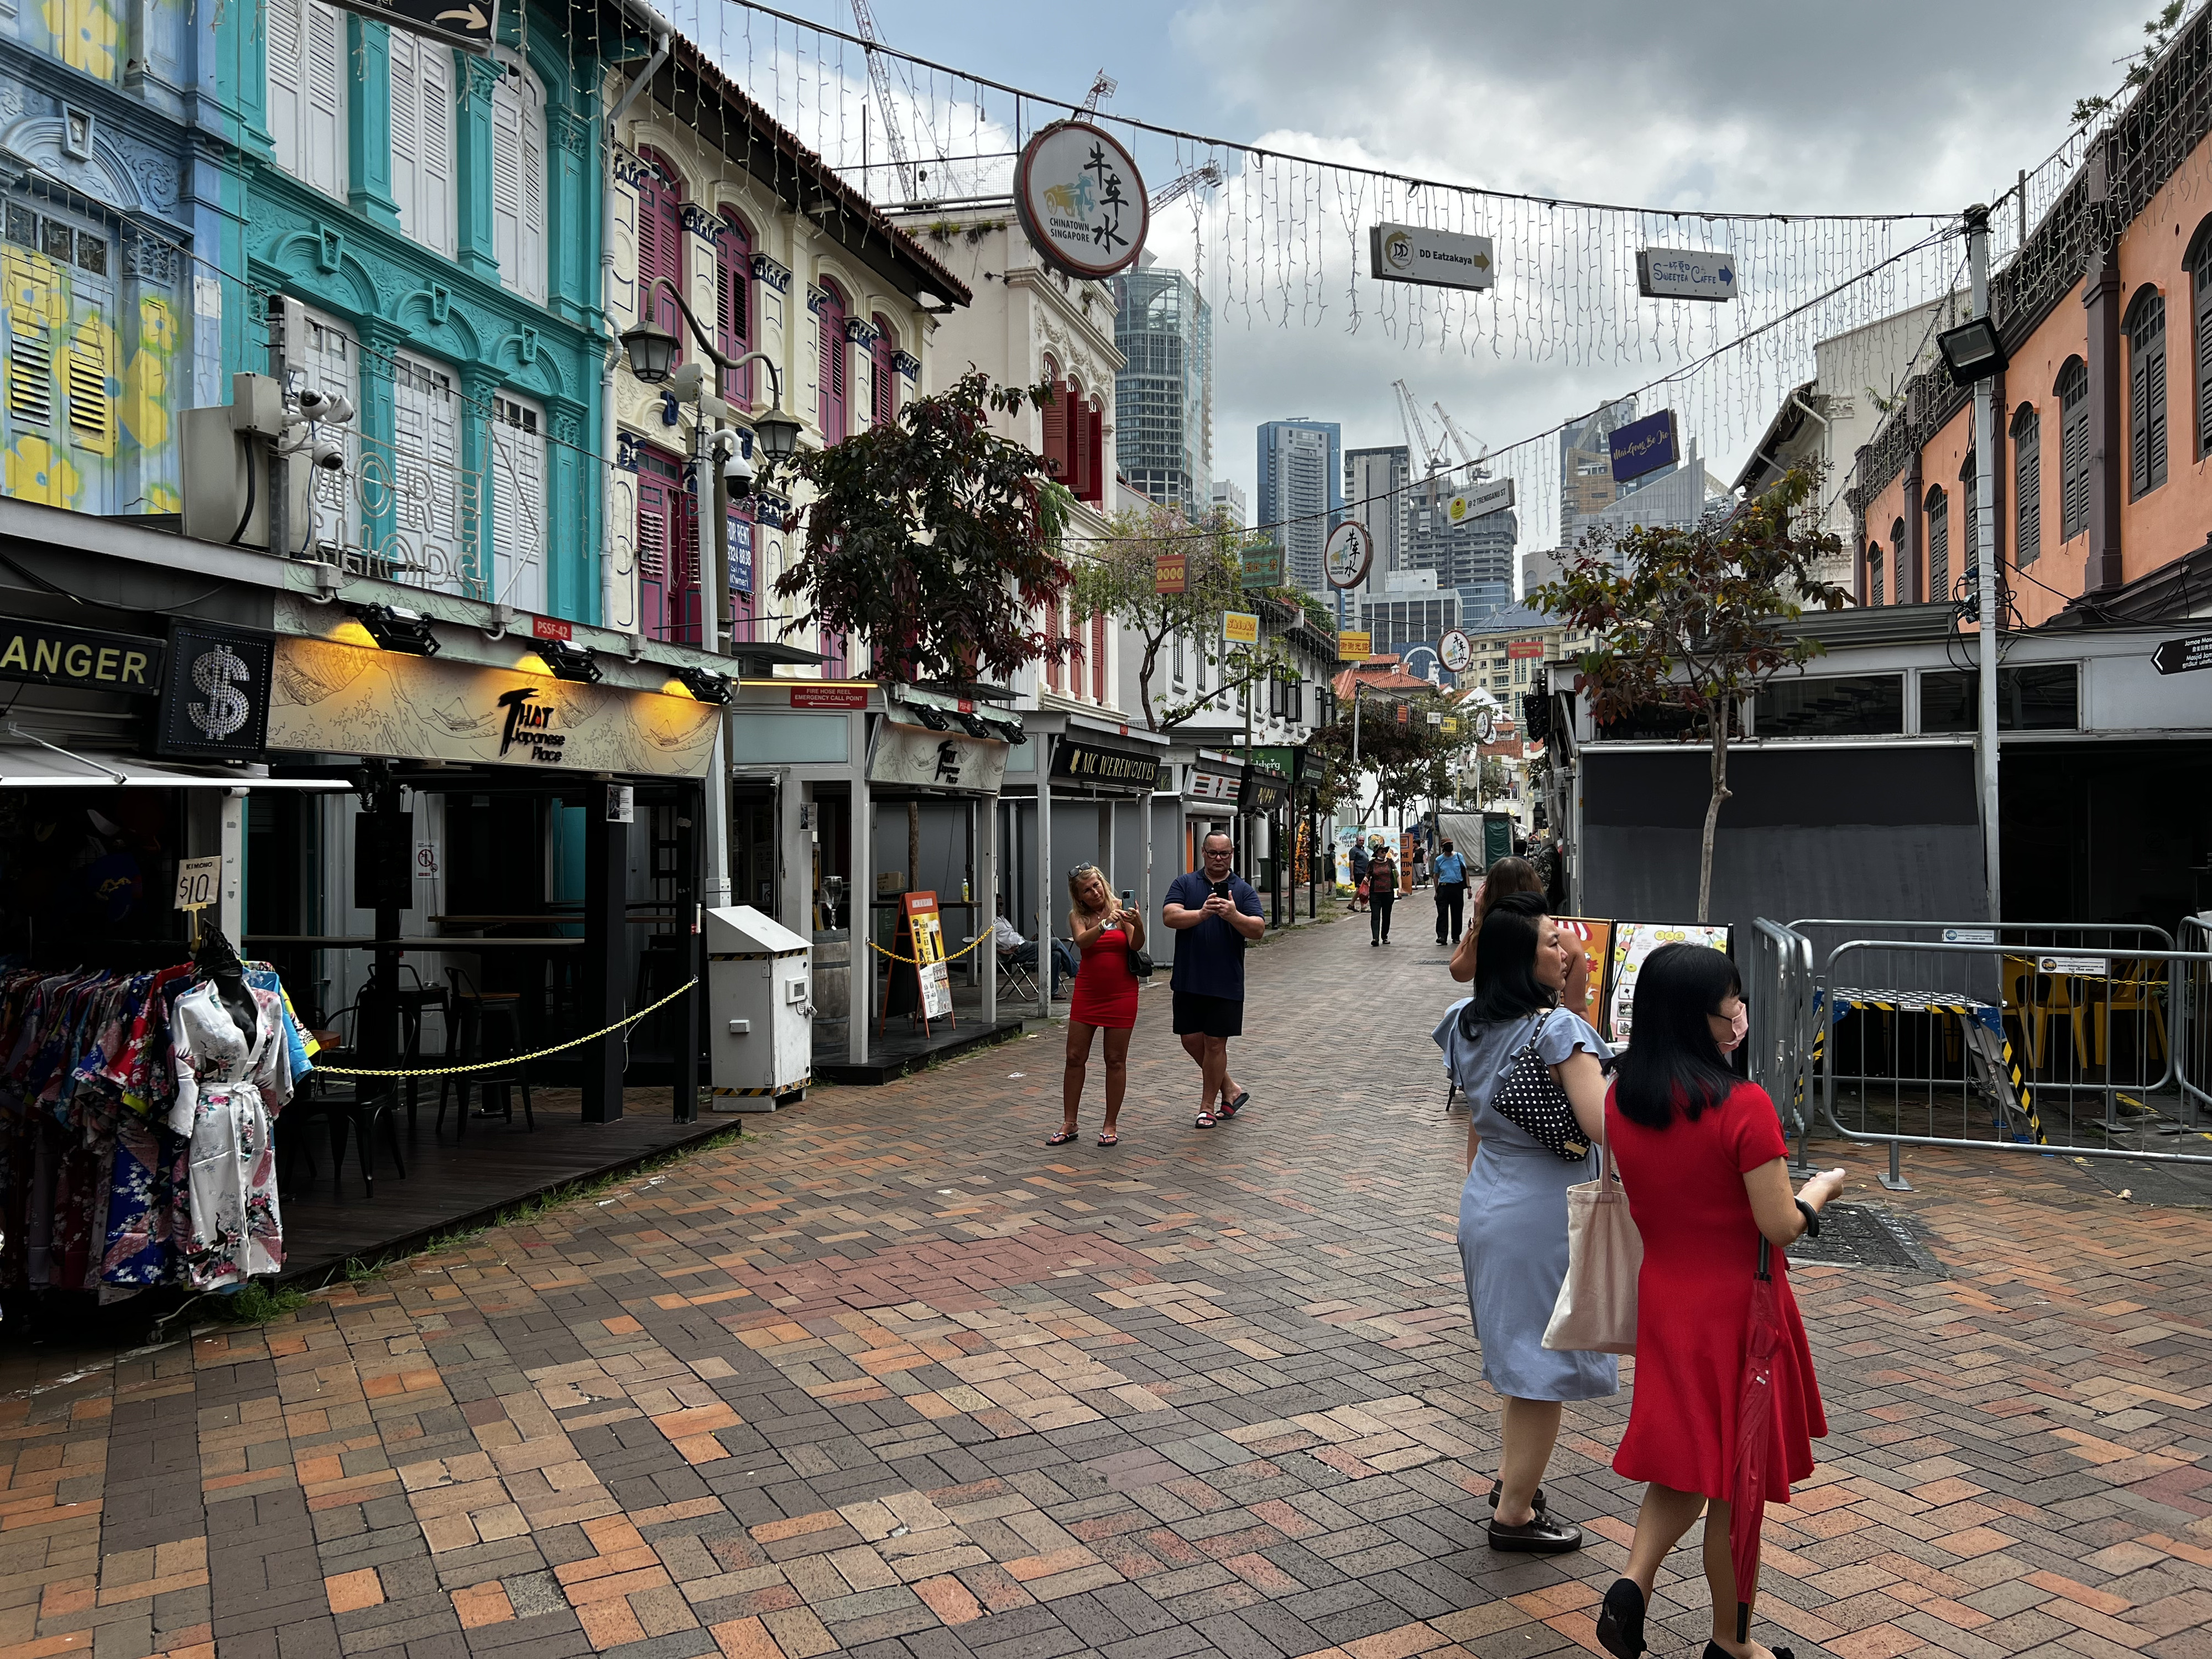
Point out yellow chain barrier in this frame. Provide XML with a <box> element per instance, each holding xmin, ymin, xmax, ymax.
<box><xmin>314</xmin><ymin>978</ymin><xmax>699</xmax><ymax>1078</ymax></box>
<box><xmin>863</xmin><ymin>931</ymin><xmax>994</xmax><ymax>967</ymax></box>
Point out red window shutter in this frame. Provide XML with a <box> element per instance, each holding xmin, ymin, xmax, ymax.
<box><xmin>1083</xmin><ymin>406</ymin><xmax>1105</xmax><ymax>503</ymax></box>
<box><xmin>1046</xmin><ymin>603</ymin><xmax>1063</xmax><ymax>692</ymax></box>
<box><xmin>1072</xmin><ymin>401</ymin><xmax>1094</xmax><ymax>501</ymax></box>
<box><xmin>1091</xmin><ymin>613</ymin><xmax>1107</xmax><ymax>701</ymax></box>
<box><xmin>638</xmin><ymin>162</ymin><xmax>684</xmax><ymax>369</ymax></box>
<box><xmin>716</xmin><ymin>215</ymin><xmax>752</xmax><ymax>404</ymax></box>
<box><xmin>872</xmin><ymin>316</ymin><xmax>897</xmax><ymax>427</ymax></box>
<box><xmin>818</xmin><ymin>284</ymin><xmax>848</xmax><ymax>442</ymax></box>
<box><xmin>1042</xmin><ymin>380</ymin><xmax>1070</xmax><ymax>482</ymax></box>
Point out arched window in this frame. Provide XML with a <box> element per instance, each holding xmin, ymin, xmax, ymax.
<box><xmin>870</xmin><ymin>313</ymin><xmax>898</xmax><ymax>427</ymax></box>
<box><xmin>716</xmin><ymin>210</ymin><xmax>753</xmax><ymax>404</ymax></box>
<box><xmin>817</xmin><ymin>278</ymin><xmax>848</xmax><ymax>442</ymax></box>
<box><xmin>2057</xmin><ymin>357</ymin><xmax>2090</xmax><ymax>539</ymax></box>
<box><xmin>267</xmin><ymin>0</ymin><xmax>347</xmax><ymax>200</ymax></box>
<box><xmin>1890</xmin><ymin>517</ymin><xmax>1906</xmax><ymax>605</ymax></box>
<box><xmin>2189</xmin><ymin>217</ymin><xmax>2212</xmax><ymax>458</ymax></box>
<box><xmin>389</xmin><ymin>30</ymin><xmax>455</xmax><ymax>256</ymax></box>
<box><xmin>2125</xmin><ymin>287</ymin><xmax>2168</xmax><ymax>497</ymax></box>
<box><xmin>635</xmin><ymin>150</ymin><xmax>685</xmax><ymax>370</ymax></box>
<box><xmin>491</xmin><ymin>53</ymin><xmax>547</xmax><ymax>303</ymax></box>
<box><xmin>1867</xmin><ymin>542</ymin><xmax>1885</xmax><ymax>607</ymax></box>
<box><xmin>2011</xmin><ymin>403</ymin><xmax>2041</xmax><ymax>568</ymax></box>
<box><xmin>1925</xmin><ymin>485</ymin><xmax>1949</xmax><ymax>604</ymax></box>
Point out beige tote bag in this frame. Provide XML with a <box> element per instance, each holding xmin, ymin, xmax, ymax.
<box><xmin>1541</xmin><ymin>1112</ymin><xmax>1642</xmax><ymax>1355</ymax></box>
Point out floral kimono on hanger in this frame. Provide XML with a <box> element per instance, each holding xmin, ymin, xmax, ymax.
<box><xmin>166</xmin><ymin>980</ymin><xmax>294</xmax><ymax>1287</ymax></box>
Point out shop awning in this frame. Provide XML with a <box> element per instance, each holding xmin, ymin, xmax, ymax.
<box><xmin>0</xmin><ymin>743</ymin><xmax>349</xmax><ymax>789</ymax></box>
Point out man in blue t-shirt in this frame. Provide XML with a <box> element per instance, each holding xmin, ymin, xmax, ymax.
<box><xmin>1432</xmin><ymin>837</ymin><xmax>1470</xmax><ymax>945</ymax></box>
<box><xmin>1163</xmin><ymin>830</ymin><xmax>1266</xmax><ymax>1128</ymax></box>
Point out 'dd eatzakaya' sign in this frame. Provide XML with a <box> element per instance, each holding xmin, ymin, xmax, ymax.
<box><xmin>267</xmin><ymin>637</ymin><xmax>721</xmax><ymax>775</ymax></box>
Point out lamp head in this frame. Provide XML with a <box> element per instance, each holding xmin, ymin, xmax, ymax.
<box><xmin>753</xmin><ymin>408</ymin><xmax>802</xmax><ymax>462</ymax></box>
<box><xmin>620</xmin><ymin>319</ymin><xmax>680</xmax><ymax>385</ymax></box>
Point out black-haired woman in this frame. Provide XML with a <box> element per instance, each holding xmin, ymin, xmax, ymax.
<box><xmin>1594</xmin><ymin>944</ymin><xmax>1847</xmax><ymax>1659</ymax></box>
<box><xmin>1433</xmin><ymin>891</ymin><xmax>1615</xmax><ymax>1554</ymax></box>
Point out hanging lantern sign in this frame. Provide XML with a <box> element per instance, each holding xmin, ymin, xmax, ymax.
<box><xmin>1637</xmin><ymin>248</ymin><xmax>1738</xmax><ymax>301</ymax></box>
<box><xmin>1368</xmin><ymin>221</ymin><xmax>1495</xmax><ymax>291</ymax></box>
<box><xmin>1323</xmin><ymin>520</ymin><xmax>1375</xmax><ymax>588</ymax></box>
<box><xmin>1014</xmin><ymin>120</ymin><xmax>1149</xmax><ymax>281</ymax></box>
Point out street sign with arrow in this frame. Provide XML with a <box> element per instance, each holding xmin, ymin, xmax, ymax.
<box><xmin>2153</xmin><ymin>634</ymin><xmax>2212</xmax><ymax>676</ymax></box>
<box><xmin>327</xmin><ymin>0</ymin><xmax>498</xmax><ymax>53</ymax></box>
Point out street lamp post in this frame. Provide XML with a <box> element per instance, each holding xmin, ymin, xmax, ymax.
<box><xmin>1960</xmin><ymin>206</ymin><xmax>2004</xmax><ymax>927</ymax></box>
<box><xmin>620</xmin><ymin>283</ymin><xmax>801</xmax><ymax>916</ymax></box>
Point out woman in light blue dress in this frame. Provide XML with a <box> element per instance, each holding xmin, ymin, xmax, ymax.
<box><xmin>1436</xmin><ymin>890</ymin><xmax>1615</xmax><ymax>1554</ymax></box>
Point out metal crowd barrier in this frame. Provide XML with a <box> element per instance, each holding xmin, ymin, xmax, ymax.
<box><xmin>1749</xmin><ymin>921</ymin><xmax>2210</xmax><ymax>1192</ymax></box>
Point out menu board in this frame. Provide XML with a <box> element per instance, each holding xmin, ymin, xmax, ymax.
<box><xmin>1605</xmin><ymin>921</ymin><xmax>1734</xmax><ymax>1046</ymax></box>
<box><xmin>904</xmin><ymin>891</ymin><xmax>953</xmax><ymax>1019</ymax></box>
<box><xmin>1553</xmin><ymin>916</ymin><xmax>1612</xmax><ymax>1026</ymax></box>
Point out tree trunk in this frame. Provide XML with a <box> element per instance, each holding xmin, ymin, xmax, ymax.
<box><xmin>907</xmin><ymin>802</ymin><xmax>921</xmax><ymax>901</ymax></box>
<box><xmin>1698</xmin><ymin>712</ymin><xmax>1733</xmax><ymax>924</ymax></box>
<box><xmin>1138</xmin><ymin>637</ymin><xmax>1161</xmax><ymax>731</ymax></box>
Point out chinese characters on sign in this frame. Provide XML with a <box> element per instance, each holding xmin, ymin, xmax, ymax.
<box><xmin>1014</xmin><ymin>121</ymin><xmax>1151</xmax><ymax>280</ymax></box>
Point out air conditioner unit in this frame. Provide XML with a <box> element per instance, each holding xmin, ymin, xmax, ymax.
<box><xmin>181</xmin><ymin>373</ymin><xmax>310</xmax><ymax>551</ymax></box>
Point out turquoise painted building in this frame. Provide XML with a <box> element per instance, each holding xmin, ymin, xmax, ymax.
<box><xmin>209</xmin><ymin>0</ymin><xmax>615</xmax><ymax>623</ymax></box>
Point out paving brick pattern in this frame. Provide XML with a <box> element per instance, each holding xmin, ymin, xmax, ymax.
<box><xmin>4</xmin><ymin>919</ymin><xmax>2210</xmax><ymax>1659</ymax></box>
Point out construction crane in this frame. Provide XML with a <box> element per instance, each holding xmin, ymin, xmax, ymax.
<box><xmin>1078</xmin><ymin>70</ymin><xmax>1117</xmax><ymax>114</ymax></box>
<box><xmin>1392</xmin><ymin>379</ymin><xmax>1453</xmax><ymax>477</ymax></box>
<box><xmin>1149</xmin><ymin>161</ymin><xmax>1222</xmax><ymax>211</ymax></box>
<box><xmin>1432</xmin><ymin>401</ymin><xmax>1488</xmax><ymax>474</ymax></box>
<box><xmin>849</xmin><ymin>0</ymin><xmax>916</xmax><ymax>202</ymax></box>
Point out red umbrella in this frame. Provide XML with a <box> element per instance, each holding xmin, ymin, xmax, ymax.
<box><xmin>1729</xmin><ymin>1238</ymin><xmax>1783</xmax><ymax>1644</ymax></box>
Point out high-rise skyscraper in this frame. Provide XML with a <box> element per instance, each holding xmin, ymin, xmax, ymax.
<box><xmin>1114</xmin><ymin>259</ymin><xmax>1213</xmax><ymax>513</ymax></box>
<box><xmin>1406</xmin><ymin>476</ymin><xmax>1517</xmax><ymax>622</ymax></box>
<box><xmin>1559</xmin><ymin>398</ymin><xmax>1639</xmax><ymax>525</ymax></box>
<box><xmin>1344</xmin><ymin>445</ymin><xmax>1410</xmax><ymax>592</ymax></box>
<box><xmin>1209</xmin><ymin>479</ymin><xmax>1247</xmax><ymax>527</ymax></box>
<box><xmin>1258</xmin><ymin>419</ymin><xmax>1343</xmax><ymax>594</ymax></box>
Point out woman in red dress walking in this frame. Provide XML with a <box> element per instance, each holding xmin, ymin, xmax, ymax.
<box><xmin>1048</xmin><ymin>863</ymin><xmax>1144</xmax><ymax>1147</ymax></box>
<box><xmin>1594</xmin><ymin>945</ymin><xmax>1846</xmax><ymax>1659</ymax></box>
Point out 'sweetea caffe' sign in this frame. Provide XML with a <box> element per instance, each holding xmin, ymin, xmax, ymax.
<box><xmin>1014</xmin><ymin>120</ymin><xmax>1148</xmax><ymax>281</ymax></box>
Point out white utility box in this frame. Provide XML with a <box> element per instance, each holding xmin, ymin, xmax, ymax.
<box><xmin>706</xmin><ymin>906</ymin><xmax>812</xmax><ymax>1110</ymax></box>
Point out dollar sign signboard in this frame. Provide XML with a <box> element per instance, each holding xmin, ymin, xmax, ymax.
<box><xmin>156</xmin><ymin>620</ymin><xmax>274</xmax><ymax>759</ymax></box>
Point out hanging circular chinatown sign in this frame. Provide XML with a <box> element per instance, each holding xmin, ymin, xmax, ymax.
<box><xmin>1439</xmin><ymin>629</ymin><xmax>1473</xmax><ymax>672</ymax></box>
<box><xmin>1014</xmin><ymin>120</ymin><xmax>1149</xmax><ymax>280</ymax></box>
<box><xmin>1323</xmin><ymin>520</ymin><xmax>1374</xmax><ymax>589</ymax></box>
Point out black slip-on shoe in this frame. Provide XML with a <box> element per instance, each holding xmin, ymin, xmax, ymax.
<box><xmin>1485</xmin><ymin>1513</ymin><xmax>1582</xmax><ymax>1553</ymax></box>
<box><xmin>1597</xmin><ymin>1579</ymin><xmax>1646</xmax><ymax>1659</ymax></box>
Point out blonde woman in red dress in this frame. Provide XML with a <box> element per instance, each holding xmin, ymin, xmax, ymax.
<box><xmin>1595</xmin><ymin>943</ymin><xmax>1847</xmax><ymax>1659</ymax></box>
<box><xmin>1047</xmin><ymin>863</ymin><xmax>1144</xmax><ymax>1147</ymax></box>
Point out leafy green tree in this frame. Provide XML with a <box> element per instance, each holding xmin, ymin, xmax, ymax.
<box><xmin>1304</xmin><ymin>688</ymin><xmax>1477</xmax><ymax>823</ymax></box>
<box><xmin>775</xmin><ymin>371</ymin><xmax>1074</xmax><ymax>685</ymax></box>
<box><xmin>1068</xmin><ymin>502</ymin><xmax>1300</xmax><ymax>730</ymax></box>
<box><xmin>1532</xmin><ymin>466</ymin><xmax>1848</xmax><ymax>921</ymax></box>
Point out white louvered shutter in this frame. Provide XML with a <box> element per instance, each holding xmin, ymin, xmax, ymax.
<box><xmin>302</xmin><ymin>2</ymin><xmax>346</xmax><ymax>200</ymax></box>
<box><xmin>491</xmin><ymin>60</ymin><xmax>546</xmax><ymax>302</ymax></box>
<box><xmin>299</xmin><ymin>309</ymin><xmax>361</xmax><ymax>551</ymax></box>
<box><xmin>393</xmin><ymin>353</ymin><xmax>465</xmax><ymax>593</ymax></box>
<box><xmin>266</xmin><ymin>0</ymin><xmax>304</xmax><ymax>179</ymax></box>
<box><xmin>390</xmin><ymin>33</ymin><xmax>454</xmax><ymax>258</ymax></box>
<box><xmin>492</xmin><ymin>394</ymin><xmax>546</xmax><ymax>613</ymax></box>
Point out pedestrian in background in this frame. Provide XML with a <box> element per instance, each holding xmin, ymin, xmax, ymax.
<box><xmin>1163</xmin><ymin>831</ymin><xmax>1265</xmax><ymax>1128</ymax></box>
<box><xmin>1436</xmin><ymin>891</ymin><xmax>1614</xmax><ymax>1553</ymax></box>
<box><xmin>993</xmin><ymin>905</ymin><xmax>1077</xmax><ymax>999</ymax></box>
<box><xmin>1048</xmin><ymin>864</ymin><xmax>1145</xmax><ymax>1148</ymax></box>
<box><xmin>1350</xmin><ymin>837</ymin><xmax>1371</xmax><ymax>910</ymax></box>
<box><xmin>1367</xmin><ymin>837</ymin><xmax>1399</xmax><ymax>946</ymax></box>
<box><xmin>1433</xmin><ymin>837</ymin><xmax>1469</xmax><ymax>945</ymax></box>
<box><xmin>1594</xmin><ymin>944</ymin><xmax>1845</xmax><ymax>1659</ymax></box>
<box><xmin>1451</xmin><ymin>857</ymin><xmax>1589</xmax><ymax>1020</ymax></box>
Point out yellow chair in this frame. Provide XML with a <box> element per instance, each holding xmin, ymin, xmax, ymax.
<box><xmin>2001</xmin><ymin>955</ymin><xmax>2076</xmax><ymax>1072</ymax></box>
<box><xmin>2078</xmin><ymin>958</ymin><xmax>2168</xmax><ymax>1070</ymax></box>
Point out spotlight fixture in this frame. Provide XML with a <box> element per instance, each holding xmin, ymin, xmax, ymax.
<box><xmin>911</xmin><ymin>705</ymin><xmax>951</xmax><ymax>731</ymax></box>
<box><xmin>674</xmin><ymin>665</ymin><xmax>731</xmax><ymax>703</ymax></box>
<box><xmin>539</xmin><ymin>638</ymin><xmax>602</xmax><ymax>684</ymax></box>
<box><xmin>1936</xmin><ymin>315</ymin><xmax>2006</xmax><ymax>387</ymax></box>
<box><xmin>991</xmin><ymin>718</ymin><xmax>1029</xmax><ymax>745</ymax></box>
<box><xmin>956</xmin><ymin>712</ymin><xmax>994</xmax><ymax>739</ymax></box>
<box><xmin>353</xmin><ymin>602</ymin><xmax>440</xmax><ymax>656</ymax></box>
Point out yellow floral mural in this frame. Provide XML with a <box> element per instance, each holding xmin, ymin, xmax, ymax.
<box><xmin>42</xmin><ymin>0</ymin><xmax>119</xmax><ymax>81</ymax></box>
<box><xmin>7</xmin><ymin>434</ymin><xmax>82</xmax><ymax>507</ymax></box>
<box><xmin>120</xmin><ymin>296</ymin><xmax>173</xmax><ymax>451</ymax></box>
<box><xmin>3</xmin><ymin>247</ymin><xmax>66</xmax><ymax>335</ymax></box>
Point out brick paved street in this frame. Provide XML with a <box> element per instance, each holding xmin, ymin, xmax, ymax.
<box><xmin>5</xmin><ymin>915</ymin><xmax>2211</xmax><ymax>1659</ymax></box>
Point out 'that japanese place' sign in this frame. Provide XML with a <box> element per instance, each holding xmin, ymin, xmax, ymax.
<box><xmin>1369</xmin><ymin>221</ymin><xmax>1495</xmax><ymax>291</ymax></box>
<box><xmin>1015</xmin><ymin>120</ymin><xmax>1149</xmax><ymax>281</ymax></box>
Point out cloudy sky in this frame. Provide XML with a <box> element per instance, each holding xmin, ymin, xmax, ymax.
<box><xmin>732</xmin><ymin>0</ymin><xmax>2167</xmax><ymax>521</ymax></box>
